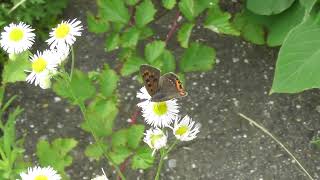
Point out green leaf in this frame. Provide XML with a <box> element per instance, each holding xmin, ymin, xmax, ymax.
<box><xmin>53</xmin><ymin>70</ymin><xmax>96</xmax><ymax>103</ymax></box>
<box><xmin>105</xmin><ymin>33</ymin><xmax>120</xmax><ymax>51</ymax></box>
<box><xmin>126</xmin><ymin>0</ymin><xmax>139</xmax><ymax>5</ymax></box>
<box><xmin>158</xmin><ymin>50</ymin><xmax>176</xmax><ymax>73</ymax></box>
<box><xmin>177</xmin><ymin>23</ymin><xmax>194</xmax><ymax>48</ymax></box>
<box><xmin>108</xmin><ymin>146</ymin><xmax>131</xmax><ymax>165</ymax></box>
<box><xmin>121</xmin><ymin>27</ymin><xmax>141</xmax><ymax>48</ymax></box>
<box><xmin>87</xmin><ymin>12</ymin><xmax>109</xmax><ymax>33</ymax></box>
<box><xmin>145</xmin><ymin>41</ymin><xmax>166</xmax><ymax>63</ymax></box>
<box><xmin>3</xmin><ymin>108</ymin><xmax>22</xmax><ymax>156</ymax></box>
<box><xmin>99</xmin><ymin>65</ymin><xmax>119</xmax><ymax>98</ymax></box>
<box><xmin>2</xmin><ymin>51</ymin><xmax>30</xmax><ymax>83</ymax></box>
<box><xmin>127</xmin><ymin>124</ymin><xmax>145</xmax><ymax>149</ymax></box>
<box><xmin>131</xmin><ymin>145</ymin><xmax>154</xmax><ymax>169</ymax></box>
<box><xmin>266</xmin><ymin>1</ymin><xmax>305</xmax><ymax>46</ymax></box>
<box><xmin>180</xmin><ymin>42</ymin><xmax>215</xmax><ymax>72</ymax></box>
<box><xmin>112</xmin><ymin>129</ymin><xmax>128</xmax><ymax>147</ymax></box>
<box><xmin>204</xmin><ymin>5</ymin><xmax>240</xmax><ymax>36</ymax></box>
<box><xmin>246</xmin><ymin>0</ymin><xmax>295</xmax><ymax>15</ymax></box>
<box><xmin>232</xmin><ymin>10</ymin><xmax>268</xmax><ymax>45</ymax></box>
<box><xmin>81</xmin><ymin>98</ymin><xmax>118</xmax><ymax>137</ymax></box>
<box><xmin>85</xmin><ymin>142</ymin><xmax>109</xmax><ymax>160</ymax></box>
<box><xmin>135</xmin><ymin>0</ymin><xmax>157</xmax><ymax>27</ymax></box>
<box><xmin>98</xmin><ymin>0</ymin><xmax>130</xmax><ymax>24</ymax></box>
<box><xmin>178</xmin><ymin>0</ymin><xmax>214</xmax><ymax>21</ymax></box>
<box><xmin>162</xmin><ymin>0</ymin><xmax>176</xmax><ymax>9</ymax></box>
<box><xmin>36</xmin><ymin>138</ymin><xmax>77</xmax><ymax>173</ymax></box>
<box><xmin>271</xmin><ymin>14</ymin><xmax>320</xmax><ymax>93</ymax></box>
<box><xmin>300</xmin><ymin>0</ymin><xmax>317</xmax><ymax>15</ymax></box>
<box><xmin>139</xmin><ymin>27</ymin><xmax>154</xmax><ymax>40</ymax></box>
<box><xmin>121</xmin><ymin>56</ymin><xmax>146</xmax><ymax>76</ymax></box>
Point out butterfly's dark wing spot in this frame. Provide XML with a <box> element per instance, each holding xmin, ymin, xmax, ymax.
<box><xmin>146</xmin><ymin>79</ymin><xmax>150</xmax><ymax>83</ymax></box>
<box><xmin>153</xmin><ymin>78</ymin><xmax>158</xmax><ymax>82</ymax></box>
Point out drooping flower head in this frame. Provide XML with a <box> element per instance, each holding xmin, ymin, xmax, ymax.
<box><xmin>46</xmin><ymin>19</ymin><xmax>83</xmax><ymax>49</ymax></box>
<box><xmin>173</xmin><ymin>115</ymin><xmax>200</xmax><ymax>141</ymax></box>
<box><xmin>26</xmin><ymin>50</ymin><xmax>59</xmax><ymax>87</ymax></box>
<box><xmin>0</xmin><ymin>22</ymin><xmax>35</xmax><ymax>54</ymax></box>
<box><xmin>20</xmin><ymin>166</ymin><xmax>61</xmax><ymax>180</ymax></box>
<box><xmin>144</xmin><ymin>128</ymin><xmax>167</xmax><ymax>155</ymax></box>
<box><xmin>137</xmin><ymin>87</ymin><xmax>179</xmax><ymax>128</ymax></box>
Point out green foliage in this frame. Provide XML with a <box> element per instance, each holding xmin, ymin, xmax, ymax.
<box><xmin>178</xmin><ymin>23</ymin><xmax>194</xmax><ymax>48</ymax></box>
<box><xmin>53</xmin><ymin>70</ymin><xmax>96</xmax><ymax>104</ymax></box>
<box><xmin>98</xmin><ymin>0</ymin><xmax>130</xmax><ymax>24</ymax></box>
<box><xmin>131</xmin><ymin>145</ymin><xmax>154</xmax><ymax>169</ymax></box>
<box><xmin>36</xmin><ymin>138</ymin><xmax>77</xmax><ymax>178</ymax></box>
<box><xmin>204</xmin><ymin>4</ymin><xmax>239</xmax><ymax>36</ymax></box>
<box><xmin>2</xmin><ymin>51</ymin><xmax>31</xmax><ymax>84</ymax></box>
<box><xmin>87</xmin><ymin>12</ymin><xmax>110</xmax><ymax>33</ymax></box>
<box><xmin>162</xmin><ymin>0</ymin><xmax>176</xmax><ymax>10</ymax></box>
<box><xmin>121</xmin><ymin>27</ymin><xmax>141</xmax><ymax>48</ymax></box>
<box><xmin>271</xmin><ymin>13</ymin><xmax>320</xmax><ymax>93</ymax></box>
<box><xmin>246</xmin><ymin>0</ymin><xmax>295</xmax><ymax>15</ymax></box>
<box><xmin>105</xmin><ymin>33</ymin><xmax>120</xmax><ymax>52</ymax></box>
<box><xmin>121</xmin><ymin>56</ymin><xmax>146</xmax><ymax>76</ymax></box>
<box><xmin>180</xmin><ymin>42</ymin><xmax>216</xmax><ymax>72</ymax></box>
<box><xmin>178</xmin><ymin>0</ymin><xmax>213</xmax><ymax>21</ymax></box>
<box><xmin>85</xmin><ymin>142</ymin><xmax>109</xmax><ymax>160</ymax></box>
<box><xmin>99</xmin><ymin>65</ymin><xmax>119</xmax><ymax>98</ymax></box>
<box><xmin>145</xmin><ymin>41</ymin><xmax>166</xmax><ymax>63</ymax></box>
<box><xmin>135</xmin><ymin>0</ymin><xmax>157</xmax><ymax>27</ymax></box>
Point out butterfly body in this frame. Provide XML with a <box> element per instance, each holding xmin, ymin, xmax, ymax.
<box><xmin>140</xmin><ymin>65</ymin><xmax>187</xmax><ymax>102</ymax></box>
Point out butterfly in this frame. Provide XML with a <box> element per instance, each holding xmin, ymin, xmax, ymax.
<box><xmin>140</xmin><ymin>64</ymin><xmax>187</xmax><ymax>102</ymax></box>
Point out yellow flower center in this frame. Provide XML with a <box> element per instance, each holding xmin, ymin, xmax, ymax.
<box><xmin>55</xmin><ymin>23</ymin><xmax>70</xmax><ymax>38</ymax></box>
<box><xmin>34</xmin><ymin>175</ymin><xmax>48</xmax><ymax>180</ymax></box>
<box><xmin>153</xmin><ymin>102</ymin><xmax>167</xmax><ymax>116</ymax></box>
<box><xmin>32</xmin><ymin>57</ymin><xmax>47</xmax><ymax>73</ymax></box>
<box><xmin>9</xmin><ymin>28</ymin><xmax>24</xmax><ymax>41</ymax></box>
<box><xmin>175</xmin><ymin>125</ymin><xmax>188</xmax><ymax>136</ymax></box>
<box><xmin>151</xmin><ymin>134</ymin><xmax>163</xmax><ymax>146</ymax></box>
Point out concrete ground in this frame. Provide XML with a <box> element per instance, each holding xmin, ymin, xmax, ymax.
<box><xmin>7</xmin><ymin>0</ymin><xmax>320</xmax><ymax>179</ymax></box>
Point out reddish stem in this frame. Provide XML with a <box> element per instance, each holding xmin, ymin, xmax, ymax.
<box><xmin>165</xmin><ymin>11</ymin><xmax>181</xmax><ymax>44</ymax></box>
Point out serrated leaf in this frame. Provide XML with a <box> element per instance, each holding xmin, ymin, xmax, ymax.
<box><xmin>135</xmin><ymin>0</ymin><xmax>156</xmax><ymax>27</ymax></box>
<box><xmin>53</xmin><ymin>70</ymin><xmax>96</xmax><ymax>104</ymax></box>
<box><xmin>87</xmin><ymin>12</ymin><xmax>109</xmax><ymax>33</ymax></box>
<box><xmin>36</xmin><ymin>138</ymin><xmax>77</xmax><ymax>173</ymax></box>
<box><xmin>99</xmin><ymin>65</ymin><xmax>119</xmax><ymax>98</ymax></box>
<box><xmin>126</xmin><ymin>0</ymin><xmax>139</xmax><ymax>5</ymax></box>
<box><xmin>178</xmin><ymin>23</ymin><xmax>194</xmax><ymax>48</ymax></box>
<box><xmin>180</xmin><ymin>42</ymin><xmax>215</xmax><ymax>72</ymax></box>
<box><xmin>85</xmin><ymin>142</ymin><xmax>109</xmax><ymax>160</ymax></box>
<box><xmin>204</xmin><ymin>5</ymin><xmax>239</xmax><ymax>36</ymax></box>
<box><xmin>112</xmin><ymin>129</ymin><xmax>128</xmax><ymax>147</ymax></box>
<box><xmin>247</xmin><ymin>0</ymin><xmax>295</xmax><ymax>15</ymax></box>
<box><xmin>127</xmin><ymin>124</ymin><xmax>145</xmax><ymax>149</ymax></box>
<box><xmin>105</xmin><ymin>33</ymin><xmax>120</xmax><ymax>52</ymax></box>
<box><xmin>159</xmin><ymin>50</ymin><xmax>176</xmax><ymax>73</ymax></box>
<box><xmin>162</xmin><ymin>0</ymin><xmax>176</xmax><ymax>9</ymax></box>
<box><xmin>271</xmin><ymin>13</ymin><xmax>320</xmax><ymax>93</ymax></box>
<box><xmin>178</xmin><ymin>0</ymin><xmax>214</xmax><ymax>21</ymax></box>
<box><xmin>81</xmin><ymin>98</ymin><xmax>118</xmax><ymax>137</ymax></box>
<box><xmin>2</xmin><ymin>51</ymin><xmax>30</xmax><ymax>83</ymax></box>
<box><xmin>108</xmin><ymin>146</ymin><xmax>131</xmax><ymax>165</ymax></box>
<box><xmin>139</xmin><ymin>27</ymin><xmax>154</xmax><ymax>40</ymax></box>
<box><xmin>131</xmin><ymin>145</ymin><xmax>154</xmax><ymax>169</ymax></box>
<box><xmin>145</xmin><ymin>41</ymin><xmax>166</xmax><ymax>63</ymax></box>
<box><xmin>121</xmin><ymin>56</ymin><xmax>146</xmax><ymax>76</ymax></box>
<box><xmin>98</xmin><ymin>0</ymin><xmax>130</xmax><ymax>24</ymax></box>
<box><xmin>121</xmin><ymin>27</ymin><xmax>140</xmax><ymax>48</ymax></box>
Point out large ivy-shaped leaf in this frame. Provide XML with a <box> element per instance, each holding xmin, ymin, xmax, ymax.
<box><xmin>271</xmin><ymin>13</ymin><xmax>320</xmax><ymax>93</ymax></box>
<box><xmin>246</xmin><ymin>0</ymin><xmax>295</xmax><ymax>15</ymax></box>
<box><xmin>180</xmin><ymin>42</ymin><xmax>215</xmax><ymax>72</ymax></box>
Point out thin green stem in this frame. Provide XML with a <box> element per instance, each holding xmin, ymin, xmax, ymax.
<box><xmin>69</xmin><ymin>46</ymin><xmax>75</xmax><ymax>80</ymax></box>
<box><xmin>154</xmin><ymin>149</ymin><xmax>165</xmax><ymax>180</ymax></box>
<box><xmin>8</xmin><ymin>0</ymin><xmax>27</xmax><ymax>14</ymax></box>
<box><xmin>238</xmin><ymin>113</ymin><xmax>314</xmax><ymax>180</ymax></box>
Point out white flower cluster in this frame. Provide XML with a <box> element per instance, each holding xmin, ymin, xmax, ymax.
<box><xmin>0</xmin><ymin>19</ymin><xmax>83</xmax><ymax>89</ymax></box>
<box><xmin>137</xmin><ymin>87</ymin><xmax>200</xmax><ymax>155</ymax></box>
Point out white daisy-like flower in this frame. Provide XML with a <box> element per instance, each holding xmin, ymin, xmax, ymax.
<box><xmin>51</xmin><ymin>46</ymin><xmax>70</xmax><ymax>64</ymax></box>
<box><xmin>0</xmin><ymin>22</ymin><xmax>35</xmax><ymax>54</ymax></box>
<box><xmin>173</xmin><ymin>115</ymin><xmax>200</xmax><ymax>141</ymax></box>
<box><xmin>137</xmin><ymin>87</ymin><xmax>179</xmax><ymax>128</ymax></box>
<box><xmin>26</xmin><ymin>50</ymin><xmax>59</xmax><ymax>87</ymax></box>
<box><xmin>144</xmin><ymin>128</ymin><xmax>167</xmax><ymax>155</ymax></box>
<box><xmin>39</xmin><ymin>74</ymin><xmax>52</xmax><ymax>89</ymax></box>
<box><xmin>46</xmin><ymin>19</ymin><xmax>83</xmax><ymax>49</ymax></box>
<box><xmin>20</xmin><ymin>166</ymin><xmax>61</xmax><ymax>180</ymax></box>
